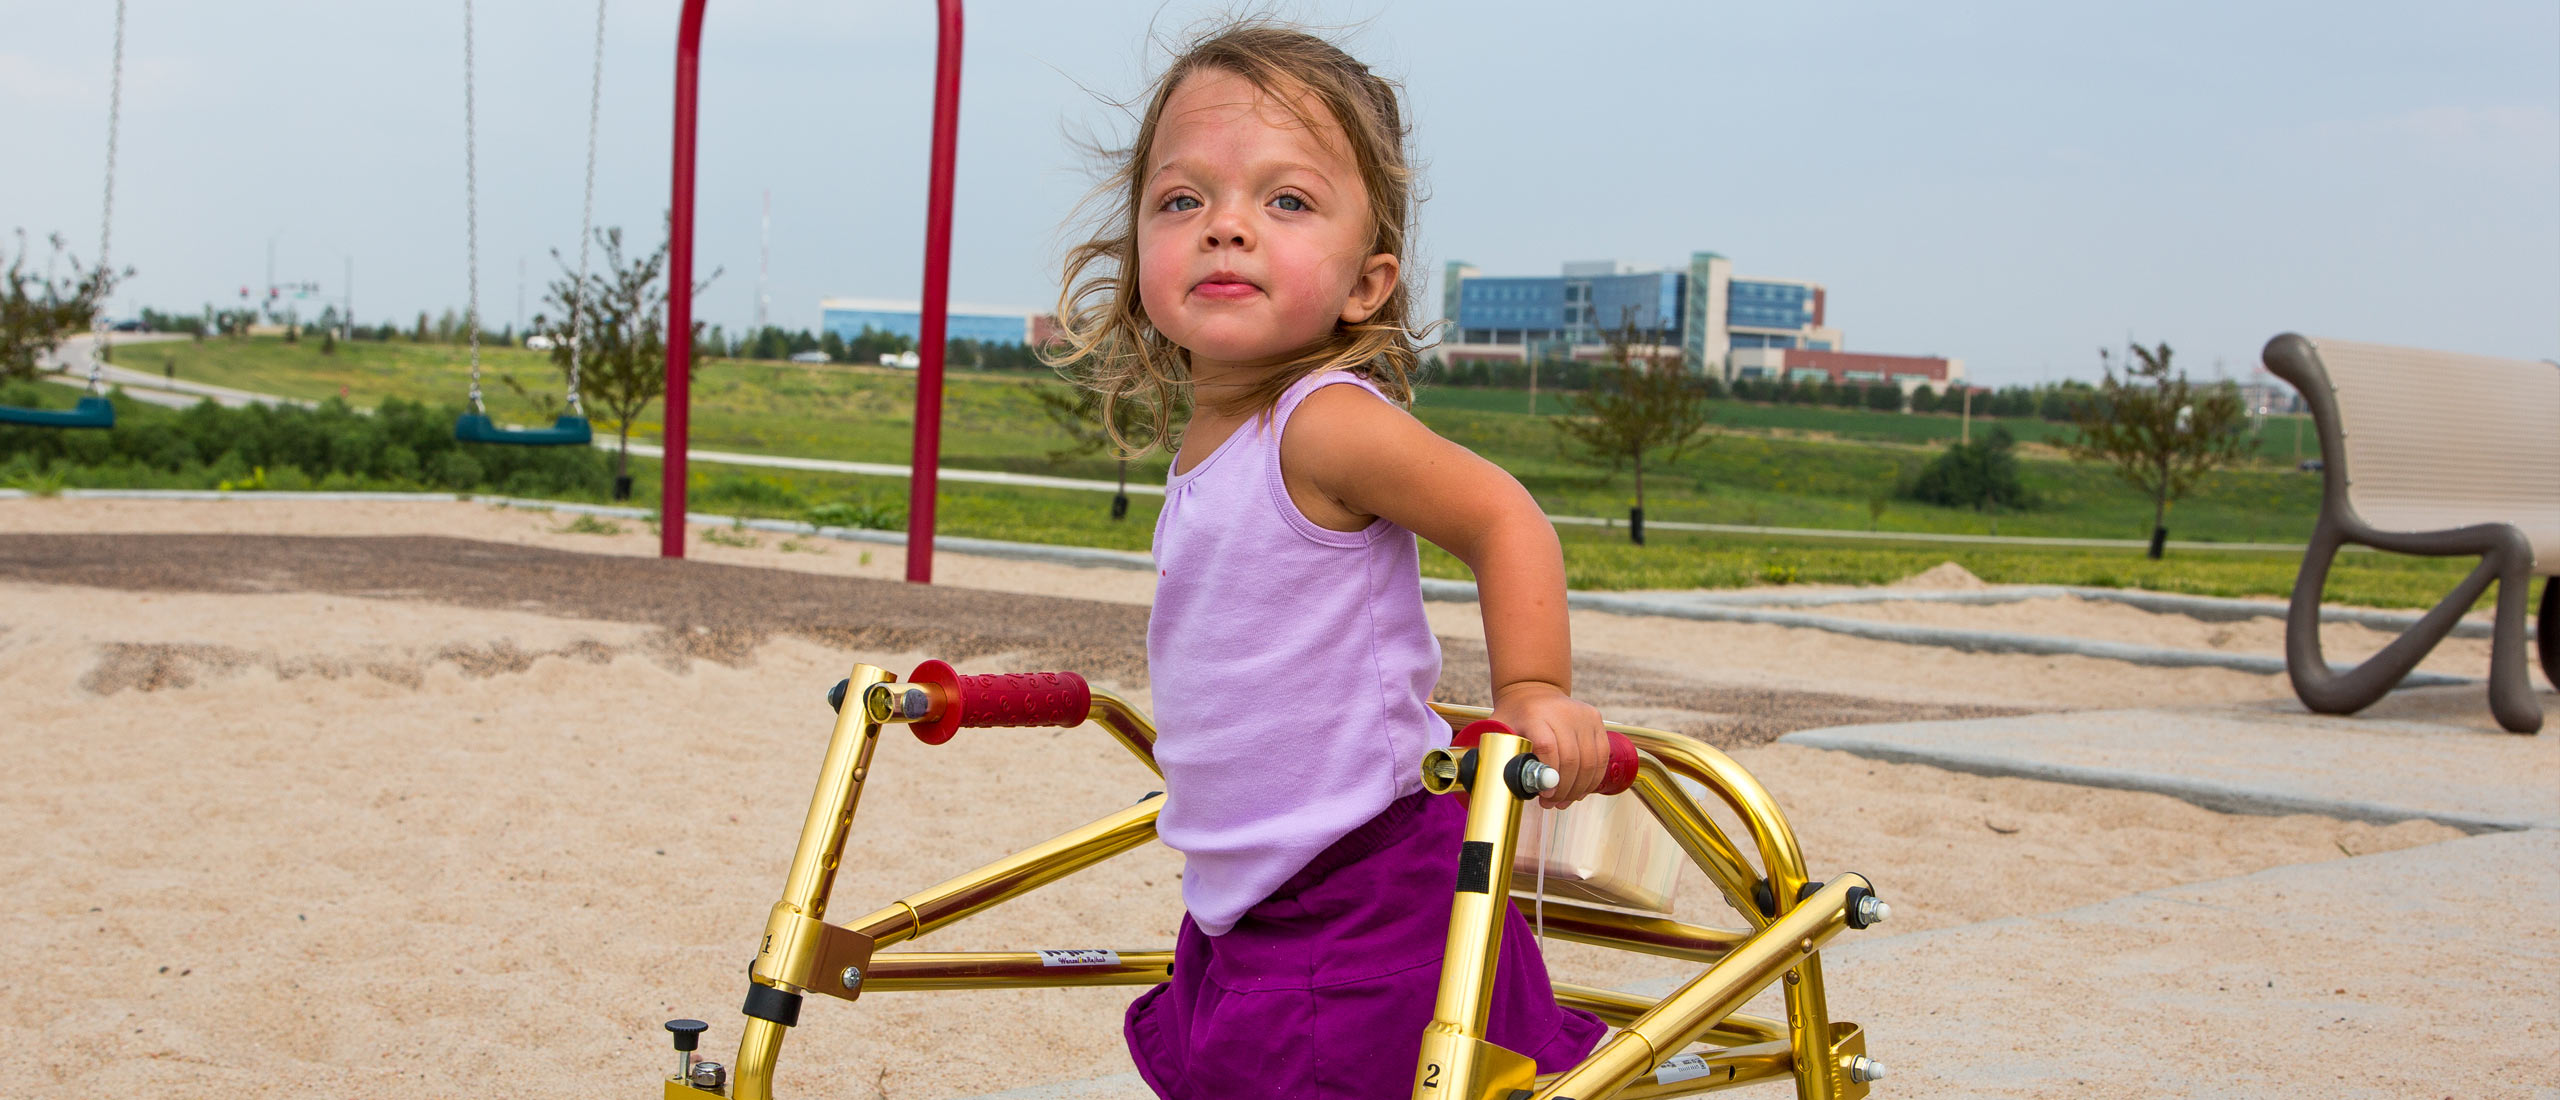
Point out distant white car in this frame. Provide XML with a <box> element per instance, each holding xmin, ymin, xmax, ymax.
<box><xmin>879</xmin><ymin>351</ymin><xmax>921</xmax><ymax>369</ymax></box>
<box><xmin>788</xmin><ymin>350</ymin><xmax>831</xmax><ymax>364</ymax></box>
<box><xmin>524</xmin><ymin>334</ymin><xmax>558</xmax><ymax>351</ymax></box>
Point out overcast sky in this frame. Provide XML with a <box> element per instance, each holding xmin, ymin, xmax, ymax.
<box><xmin>6</xmin><ymin>0</ymin><xmax>2554</xmax><ymax>388</ymax></box>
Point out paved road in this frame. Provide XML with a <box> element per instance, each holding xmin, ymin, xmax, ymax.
<box><xmin>39</xmin><ymin>333</ymin><xmax>310</xmax><ymax>410</ymax></box>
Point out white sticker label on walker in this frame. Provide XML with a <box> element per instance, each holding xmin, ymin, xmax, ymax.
<box><xmin>1656</xmin><ymin>1053</ymin><xmax>1714</xmax><ymax>1083</ymax></box>
<box><xmin>1037</xmin><ymin>949</ymin><xmax>1121</xmax><ymax>967</ymax></box>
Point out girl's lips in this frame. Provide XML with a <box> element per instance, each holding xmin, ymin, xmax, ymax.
<box><xmin>1191</xmin><ymin>280</ymin><xmax>1261</xmax><ymax>301</ymax></box>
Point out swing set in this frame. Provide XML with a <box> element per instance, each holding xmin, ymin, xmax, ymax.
<box><xmin>0</xmin><ymin>0</ymin><xmax>126</xmax><ymax>432</ymax></box>
<box><xmin>450</xmin><ymin>0</ymin><xmax>596</xmax><ymax>449</ymax></box>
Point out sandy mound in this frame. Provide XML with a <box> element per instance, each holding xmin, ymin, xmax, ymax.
<box><xmin>1893</xmin><ymin>560</ymin><xmax>1989</xmax><ymax>590</ymax></box>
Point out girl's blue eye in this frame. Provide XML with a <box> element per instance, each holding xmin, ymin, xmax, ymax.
<box><xmin>1272</xmin><ymin>194</ymin><xmax>1307</xmax><ymax>212</ymax></box>
<box><xmin>1165</xmin><ymin>195</ymin><xmax>1200</xmax><ymax>212</ymax></box>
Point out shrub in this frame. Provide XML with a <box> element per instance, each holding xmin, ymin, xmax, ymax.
<box><xmin>808</xmin><ymin>494</ymin><xmax>904</xmax><ymax>531</ymax></box>
<box><xmin>0</xmin><ymin>383</ymin><xmax>612</xmax><ymax>496</ymax></box>
<box><xmin>1902</xmin><ymin>425</ymin><xmax>2037</xmax><ymax>511</ymax></box>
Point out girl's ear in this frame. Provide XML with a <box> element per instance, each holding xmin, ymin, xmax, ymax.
<box><xmin>1339</xmin><ymin>251</ymin><xmax>1400</xmax><ymax>326</ymax></box>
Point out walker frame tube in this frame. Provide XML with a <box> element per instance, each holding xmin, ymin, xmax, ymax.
<box><xmin>664</xmin><ymin>666</ymin><xmax>1869</xmax><ymax>1100</ymax></box>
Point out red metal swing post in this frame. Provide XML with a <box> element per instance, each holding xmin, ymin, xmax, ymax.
<box><xmin>661</xmin><ymin>0</ymin><xmax>965</xmax><ymax>581</ymax></box>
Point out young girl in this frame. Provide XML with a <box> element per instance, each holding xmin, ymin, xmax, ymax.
<box><xmin>1048</xmin><ymin>23</ymin><xmax>1610</xmax><ymax>1097</ymax></box>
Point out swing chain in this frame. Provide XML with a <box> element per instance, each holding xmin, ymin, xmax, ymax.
<box><xmin>462</xmin><ymin>0</ymin><xmax>483</xmax><ymax>414</ymax></box>
<box><xmin>566</xmin><ymin>0</ymin><xmax>606</xmax><ymax>420</ymax></box>
<box><xmin>90</xmin><ymin>0</ymin><xmax>127</xmax><ymax>394</ymax></box>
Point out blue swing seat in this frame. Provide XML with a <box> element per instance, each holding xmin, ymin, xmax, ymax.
<box><xmin>0</xmin><ymin>395</ymin><xmax>116</xmax><ymax>430</ymax></box>
<box><xmin>453</xmin><ymin>412</ymin><xmax>594</xmax><ymax>446</ymax></box>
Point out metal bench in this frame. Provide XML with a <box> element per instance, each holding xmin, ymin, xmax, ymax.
<box><xmin>2262</xmin><ymin>333</ymin><xmax>2558</xmax><ymax>733</ymax></box>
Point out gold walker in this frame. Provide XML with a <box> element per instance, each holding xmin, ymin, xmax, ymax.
<box><xmin>653</xmin><ymin>659</ymin><xmax>1886</xmax><ymax>1100</ymax></box>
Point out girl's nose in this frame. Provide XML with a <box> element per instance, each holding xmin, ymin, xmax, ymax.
<box><xmin>1203</xmin><ymin>209</ymin><xmax>1251</xmax><ymax>250</ymax></box>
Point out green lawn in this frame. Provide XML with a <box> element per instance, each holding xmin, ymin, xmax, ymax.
<box><xmin>549</xmin><ymin>457</ymin><xmax>2475</xmax><ymax>611</ymax></box>
<box><xmin>125</xmin><ymin>336</ymin><xmax>2322</xmax><ymax>539</ymax></box>
<box><xmin>45</xmin><ymin>335</ymin><xmax>2469</xmax><ymax>609</ymax></box>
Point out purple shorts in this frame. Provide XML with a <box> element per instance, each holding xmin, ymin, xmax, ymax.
<box><xmin>1125</xmin><ymin>790</ymin><xmax>1605</xmax><ymax>1098</ymax></box>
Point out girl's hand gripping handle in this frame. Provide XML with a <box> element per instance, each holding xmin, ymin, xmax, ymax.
<box><xmin>1453</xmin><ymin>718</ymin><xmax>1638</xmax><ymax>799</ymax></box>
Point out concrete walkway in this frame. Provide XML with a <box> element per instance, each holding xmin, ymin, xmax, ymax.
<box><xmin>39</xmin><ymin>333</ymin><xmax>313</xmax><ymax>410</ymax></box>
<box><xmin>1780</xmin><ymin>687</ymin><xmax>2557</xmax><ymax>832</ymax></box>
<box><xmin>1648</xmin><ymin>827</ymin><xmax>2560</xmax><ymax>1099</ymax></box>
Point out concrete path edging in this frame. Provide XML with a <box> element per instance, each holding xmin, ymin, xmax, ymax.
<box><xmin>1779</xmin><ymin>702</ymin><xmax>2556</xmax><ymax>834</ymax></box>
<box><xmin>1418</xmin><ymin>576</ymin><xmax>2473</xmax><ymax>688</ymax></box>
<box><xmin>1659</xmin><ymin>584</ymin><xmax>2506</xmax><ymax>640</ymax></box>
<box><xmin>1779</xmin><ymin>728</ymin><xmax>2534</xmax><ymax>834</ymax></box>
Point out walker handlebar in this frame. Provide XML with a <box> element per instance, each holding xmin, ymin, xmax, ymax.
<box><xmin>903</xmin><ymin>660</ymin><xmax>1091</xmax><ymax>744</ymax></box>
<box><xmin>1453</xmin><ymin>719</ymin><xmax>1639</xmax><ymax>796</ymax></box>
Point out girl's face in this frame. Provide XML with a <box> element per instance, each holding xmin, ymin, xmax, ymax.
<box><xmin>1136</xmin><ymin>70</ymin><xmax>1398</xmax><ymax>377</ymax></box>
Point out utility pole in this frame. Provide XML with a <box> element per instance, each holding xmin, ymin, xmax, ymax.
<box><xmin>1961</xmin><ymin>384</ymin><xmax>1972</xmax><ymax>445</ymax></box>
<box><xmin>756</xmin><ymin>189</ymin><xmax>771</xmax><ymax>333</ymax></box>
<box><xmin>343</xmin><ymin>256</ymin><xmax>354</xmax><ymax>341</ymax></box>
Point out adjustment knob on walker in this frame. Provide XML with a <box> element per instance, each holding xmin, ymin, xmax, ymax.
<box><xmin>665</xmin><ymin>1018</ymin><xmax>708</xmax><ymax>1052</ymax></box>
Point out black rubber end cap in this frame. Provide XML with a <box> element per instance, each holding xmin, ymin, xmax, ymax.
<box><xmin>665</xmin><ymin>1018</ymin><xmax>708</xmax><ymax>1052</ymax></box>
<box><xmin>1797</xmin><ymin>880</ymin><xmax>1825</xmax><ymax>905</ymax></box>
<box><xmin>1503</xmin><ymin>754</ymin><xmax>1545</xmax><ymax>800</ymax></box>
<box><xmin>1845</xmin><ymin>885</ymin><xmax>1880</xmax><ymax>929</ymax></box>
<box><xmin>827</xmin><ymin>678</ymin><xmax>849</xmax><ymax>713</ymax></box>
<box><xmin>742</xmin><ymin>982</ymin><xmax>802</xmax><ymax>1028</ymax></box>
<box><xmin>1752</xmin><ymin>879</ymin><xmax>1776</xmax><ymax>918</ymax></box>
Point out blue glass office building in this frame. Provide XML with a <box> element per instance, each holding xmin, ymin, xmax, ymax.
<box><xmin>1442</xmin><ymin>253</ymin><xmax>1840</xmax><ymax>379</ymax></box>
<box><xmin>819</xmin><ymin>298</ymin><xmax>1034</xmax><ymax>347</ymax></box>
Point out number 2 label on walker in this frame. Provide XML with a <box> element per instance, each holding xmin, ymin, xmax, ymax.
<box><xmin>1036</xmin><ymin>948</ymin><xmax>1121</xmax><ymax>967</ymax></box>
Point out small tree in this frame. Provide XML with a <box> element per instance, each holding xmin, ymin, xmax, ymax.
<box><xmin>1553</xmin><ymin>313</ymin><xmax>1715</xmax><ymax>545</ymax></box>
<box><xmin>2066</xmin><ymin>341</ymin><xmax>2250</xmax><ymax>559</ymax></box>
<box><xmin>1034</xmin><ymin>381</ymin><xmax>1154</xmax><ymax>520</ymax></box>
<box><xmin>3</xmin><ymin>230</ymin><xmax>122</xmax><ymax>382</ymax></box>
<box><xmin>521</xmin><ymin>224</ymin><xmax>719</xmax><ymax>496</ymax></box>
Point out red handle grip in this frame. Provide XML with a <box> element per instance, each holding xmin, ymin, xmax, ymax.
<box><xmin>1453</xmin><ymin>719</ymin><xmax>1639</xmax><ymax>796</ymax></box>
<box><xmin>906</xmin><ymin>660</ymin><xmax>1091</xmax><ymax>745</ymax></box>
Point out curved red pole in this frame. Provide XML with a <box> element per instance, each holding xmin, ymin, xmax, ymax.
<box><xmin>906</xmin><ymin>0</ymin><xmax>964</xmax><ymax>583</ymax></box>
<box><xmin>662</xmin><ymin>0</ymin><xmax>708</xmax><ymax>559</ymax></box>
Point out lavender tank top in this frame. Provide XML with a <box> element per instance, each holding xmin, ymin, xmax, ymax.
<box><xmin>1148</xmin><ymin>369</ymin><xmax>1447</xmax><ymax>936</ymax></box>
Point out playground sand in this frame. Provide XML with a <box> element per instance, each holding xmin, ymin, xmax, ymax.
<box><xmin>0</xmin><ymin>498</ymin><xmax>2492</xmax><ymax>1097</ymax></box>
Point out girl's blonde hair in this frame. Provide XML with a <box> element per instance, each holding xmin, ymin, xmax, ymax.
<box><xmin>1044</xmin><ymin>22</ymin><xmax>1425</xmax><ymax>457</ymax></box>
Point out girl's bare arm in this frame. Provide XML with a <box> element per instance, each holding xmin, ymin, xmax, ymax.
<box><xmin>1281</xmin><ymin>384</ymin><xmax>1607</xmax><ymax>805</ymax></box>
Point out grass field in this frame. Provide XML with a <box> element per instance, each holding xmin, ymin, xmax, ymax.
<box><xmin>33</xmin><ymin>335</ymin><xmax>2477</xmax><ymax>609</ymax></box>
<box><xmin>114</xmin><ymin>336</ymin><xmax>2326</xmax><ymax>538</ymax></box>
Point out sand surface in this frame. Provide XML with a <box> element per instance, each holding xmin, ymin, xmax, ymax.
<box><xmin>0</xmin><ymin>499</ymin><xmax>2498</xmax><ymax>1097</ymax></box>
